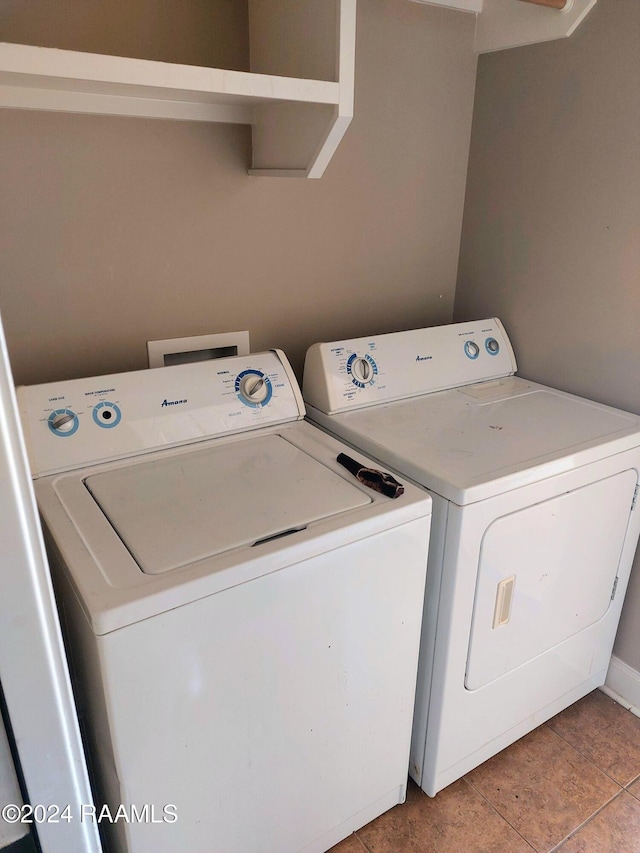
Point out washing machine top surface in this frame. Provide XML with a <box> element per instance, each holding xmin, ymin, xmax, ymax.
<box><xmin>303</xmin><ymin>320</ymin><xmax>640</xmax><ymax>504</ymax></box>
<box><xmin>85</xmin><ymin>433</ymin><xmax>369</xmax><ymax>575</ymax></box>
<box><xmin>20</xmin><ymin>351</ymin><xmax>431</xmax><ymax>634</ymax></box>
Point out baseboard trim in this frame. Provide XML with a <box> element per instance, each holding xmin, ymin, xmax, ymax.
<box><xmin>602</xmin><ymin>654</ymin><xmax>640</xmax><ymax>718</ymax></box>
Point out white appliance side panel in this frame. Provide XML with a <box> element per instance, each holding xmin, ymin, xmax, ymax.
<box><xmin>466</xmin><ymin>469</ymin><xmax>638</xmax><ymax>690</ymax></box>
<box><xmin>63</xmin><ymin>519</ymin><xmax>430</xmax><ymax>853</ymax></box>
<box><xmin>416</xmin><ymin>450</ymin><xmax>640</xmax><ymax>797</ymax></box>
<box><xmin>408</xmin><ymin>492</ymin><xmax>448</xmax><ymax>787</ymax></box>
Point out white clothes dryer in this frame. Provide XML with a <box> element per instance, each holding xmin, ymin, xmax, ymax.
<box><xmin>18</xmin><ymin>350</ymin><xmax>432</xmax><ymax>853</ymax></box>
<box><xmin>303</xmin><ymin>318</ymin><xmax>640</xmax><ymax>797</ymax></box>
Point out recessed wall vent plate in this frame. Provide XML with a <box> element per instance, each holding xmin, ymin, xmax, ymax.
<box><xmin>147</xmin><ymin>332</ymin><xmax>250</xmax><ymax>368</ymax></box>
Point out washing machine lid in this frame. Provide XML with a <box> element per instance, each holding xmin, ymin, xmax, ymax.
<box><xmin>308</xmin><ymin>377</ymin><xmax>640</xmax><ymax>504</ymax></box>
<box><xmin>85</xmin><ymin>434</ymin><xmax>370</xmax><ymax>574</ymax></box>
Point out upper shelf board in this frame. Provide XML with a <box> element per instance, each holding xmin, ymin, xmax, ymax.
<box><xmin>0</xmin><ymin>42</ymin><xmax>340</xmax><ymax>124</ymax></box>
<box><xmin>0</xmin><ymin>0</ymin><xmax>356</xmax><ymax>178</ymax></box>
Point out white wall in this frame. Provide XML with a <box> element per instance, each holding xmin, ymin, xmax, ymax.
<box><xmin>0</xmin><ymin>0</ymin><xmax>478</xmax><ymax>385</ymax></box>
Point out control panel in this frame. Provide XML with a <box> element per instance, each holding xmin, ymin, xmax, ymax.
<box><xmin>303</xmin><ymin>318</ymin><xmax>517</xmax><ymax>415</ymax></box>
<box><xmin>19</xmin><ymin>350</ymin><xmax>304</xmax><ymax>477</ymax></box>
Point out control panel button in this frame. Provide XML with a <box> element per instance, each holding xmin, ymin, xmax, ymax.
<box><xmin>235</xmin><ymin>370</ymin><xmax>273</xmax><ymax>408</ymax></box>
<box><xmin>346</xmin><ymin>353</ymin><xmax>378</xmax><ymax>388</ymax></box>
<box><xmin>48</xmin><ymin>409</ymin><xmax>79</xmax><ymax>437</ymax></box>
<box><xmin>485</xmin><ymin>337</ymin><xmax>500</xmax><ymax>355</ymax></box>
<box><xmin>464</xmin><ymin>341</ymin><xmax>480</xmax><ymax>360</ymax></box>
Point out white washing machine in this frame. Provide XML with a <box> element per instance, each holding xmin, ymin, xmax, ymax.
<box><xmin>18</xmin><ymin>350</ymin><xmax>432</xmax><ymax>853</ymax></box>
<box><xmin>303</xmin><ymin>318</ymin><xmax>640</xmax><ymax>797</ymax></box>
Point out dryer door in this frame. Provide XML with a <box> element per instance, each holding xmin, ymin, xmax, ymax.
<box><xmin>465</xmin><ymin>468</ymin><xmax>637</xmax><ymax>690</ymax></box>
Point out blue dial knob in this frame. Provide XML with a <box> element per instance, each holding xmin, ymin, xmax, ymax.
<box><xmin>92</xmin><ymin>402</ymin><xmax>122</xmax><ymax>428</ymax></box>
<box><xmin>48</xmin><ymin>409</ymin><xmax>79</xmax><ymax>436</ymax></box>
<box><xmin>464</xmin><ymin>341</ymin><xmax>480</xmax><ymax>360</ymax></box>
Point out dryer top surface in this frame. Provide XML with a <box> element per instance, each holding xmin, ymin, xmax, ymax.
<box><xmin>309</xmin><ymin>378</ymin><xmax>640</xmax><ymax>503</ymax></box>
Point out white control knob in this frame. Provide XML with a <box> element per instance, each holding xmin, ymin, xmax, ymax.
<box><xmin>351</xmin><ymin>357</ymin><xmax>373</xmax><ymax>383</ymax></box>
<box><xmin>239</xmin><ymin>373</ymin><xmax>269</xmax><ymax>404</ymax></box>
<box><xmin>51</xmin><ymin>411</ymin><xmax>76</xmax><ymax>432</ymax></box>
<box><xmin>464</xmin><ymin>341</ymin><xmax>480</xmax><ymax>359</ymax></box>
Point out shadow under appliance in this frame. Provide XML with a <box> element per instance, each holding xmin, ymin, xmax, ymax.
<box><xmin>18</xmin><ymin>350</ymin><xmax>432</xmax><ymax>853</ymax></box>
<box><xmin>303</xmin><ymin>318</ymin><xmax>640</xmax><ymax>796</ymax></box>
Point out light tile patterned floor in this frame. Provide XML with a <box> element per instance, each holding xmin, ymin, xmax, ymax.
<box><xmin>331</xmin><ymin>690</ymin><xmax>640</xmax><ymax>853</ymax></box>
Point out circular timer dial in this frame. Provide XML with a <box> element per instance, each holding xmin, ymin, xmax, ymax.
<box><xmin>92</xmin><ymin>401</ymin><xmax>122</xmax><ymax>429</ymax></box>
<box><xmin>485</xmin><ymin>337</ymin><xmax>500</xmax><ymax>355</ymax></box>
<box><xmin>48</xmin><ymin>408</ymin><xmax>79</xmax><ymax>437</ymax></box>
<box><xmin>235</xmin><ymin>369</ymin><xmax>273</xmax><ymax>408</ymax></box>
<box><xmin>347</xmin><ymin>354</ymin><xmax>378</xmax><ymax>388</ymax></box>
<box><xmin>464</xmin><ymin>340</ymin><xmax>480</xmax><ymax>360</ymax></box>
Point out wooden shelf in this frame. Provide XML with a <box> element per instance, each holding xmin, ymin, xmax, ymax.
<box><xmin>0</xmin><ymin>0</ymin><xmax>356</xmax><ymax>179</ymax></box>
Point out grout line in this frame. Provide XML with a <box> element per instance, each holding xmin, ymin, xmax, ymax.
<box><xmin>461</xmin><ymin>776</ymin><xmax>537</xmax><ymax>851</ymax></box>
<box><xmin>352</xmin><ymin>831</ymin><xmax>372</xmax><ymax>852</ymax></box>
<box><xmin>547</xmin><ymin>787</ymin><xmax>626</xmax><ymax>852</ymax></box>
<box><xmin>543</xmin><ymin>723</ymin><xmax>633</xmax><ymax>788</ymax></box>
<box><xmin>543</xmin><ymin>721</ymin><xmax>637</xmax><ymax>789</ymax></box>
<box><xmin>624</xmin><ymin>771</ymin><xmax>640</xmax><ymax>790</ymax></box>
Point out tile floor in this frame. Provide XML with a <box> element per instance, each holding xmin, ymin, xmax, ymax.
<box><xmin>331</xmin><ymin>689</ymin><xmax>640</xmax><ymax>853</ymax></box>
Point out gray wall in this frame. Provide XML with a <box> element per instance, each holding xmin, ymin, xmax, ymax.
<box><xmin>0</xmin><ymin>0</ymin><xmax>478</xmax><ymax>386</ymax></box>
<box><xmin>455</xmin><ymin>0</ymin><xmax>640</xmax><ymax>670</ymax></box>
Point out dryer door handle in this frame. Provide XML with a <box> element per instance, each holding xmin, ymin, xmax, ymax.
<box><xmin>493</xmin><ymin>575</ymin><xmax>516</xmax><ymax>629</ymax></box>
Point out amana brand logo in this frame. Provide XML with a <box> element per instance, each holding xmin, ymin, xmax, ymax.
<box><xmin>161</xmin><ymin>398</ymin><xmax>188</xmax><ymax>407</ymax></box>
<box><xmin>415</xmin><ymin>355</ymin><xmax>432</xmax><ymax>362</ymax></box>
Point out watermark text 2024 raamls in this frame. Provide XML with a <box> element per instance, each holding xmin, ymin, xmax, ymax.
<box><xmin>1</xmin><ymin>803</ymin><xmax>178</xmax><ymax>825</ymax></box>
